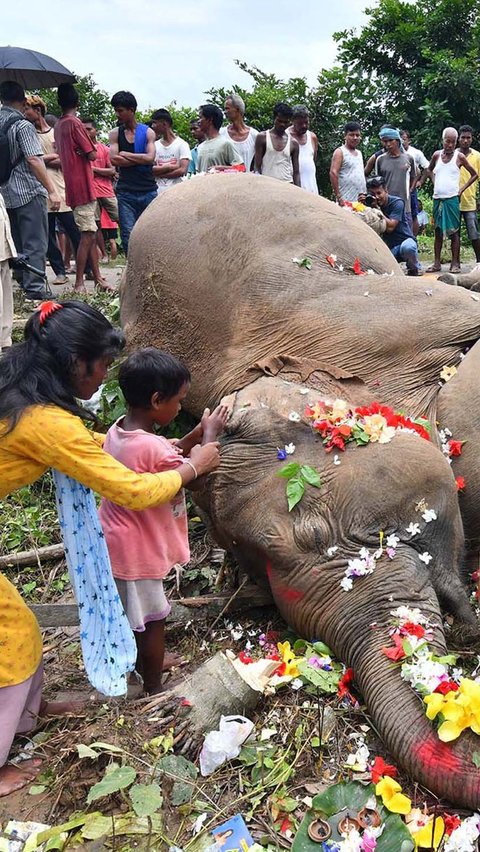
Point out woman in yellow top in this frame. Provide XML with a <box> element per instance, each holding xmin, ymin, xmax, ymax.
<box><xmin>0</xmin><ymin>299</ymin><xmax>220</xmax><ymax>797</ymax></box>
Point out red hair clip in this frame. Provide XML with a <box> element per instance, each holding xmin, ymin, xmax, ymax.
<box><xmin>38</xmin><ymin>301</ymin><xmax>63</xmax><ymax>326</ymax></box>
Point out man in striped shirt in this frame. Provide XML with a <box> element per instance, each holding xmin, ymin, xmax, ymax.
<box><xmin>0</xmin><ymin>81</ymin><xmax>60</xmax><ymax>299</ymax></box>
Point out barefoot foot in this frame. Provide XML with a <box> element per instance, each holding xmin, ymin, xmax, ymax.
<box><xmin>163</xmin><ymin>651</ymin><xmax>185</xmax><ymax>671</ymax></box>
<box><xmin>39</xmin><ymin>698</ymin><xmax>87</xmax><ymax>717</ymax></box>
<box><xmin>0</xmin><ymin>759</ymin><xmax>42</xmax><ymax>797</ymax></box>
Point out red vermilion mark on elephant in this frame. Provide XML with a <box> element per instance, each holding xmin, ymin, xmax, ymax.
<box><xmin>414</xmin><ymin>738</ymin><xmax>462</xmax><ymax>773</ymax></box>
<box><xmin>265</xmin><ymin>560</ymin><xmax>304</xmax><ymax>602</ymax></box>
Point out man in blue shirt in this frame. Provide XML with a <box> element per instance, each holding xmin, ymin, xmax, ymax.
<box><xmin>366</xmin><ymin>176</ymin><xmax>422</xmax><ymax>276</ymax></box>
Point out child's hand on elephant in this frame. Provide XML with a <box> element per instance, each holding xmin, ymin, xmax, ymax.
<box><xmin>189</xmin><ymin>441</ymin><xmax>221</xmax><ymax>476</ymax></box>
<box><xmin>201</xmin><ymin>405</ymin><xmax>230</xmax><ymax>443</ymax></box>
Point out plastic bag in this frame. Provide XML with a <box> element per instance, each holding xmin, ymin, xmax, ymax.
<box><xmin>199</xmin><ymin>715</ymin><xmax>254</xmax><ymax>776</ymax></box>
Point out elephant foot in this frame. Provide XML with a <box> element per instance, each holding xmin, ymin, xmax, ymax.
<box><xmin>438</xmin><ymin>272</ymin><xmax>457</xmax><ymax>286</ymax></box>
<box><xmin>446</xmin><ymin>621</ymin><xmax>480</xmax><ymax>652</ymax></box>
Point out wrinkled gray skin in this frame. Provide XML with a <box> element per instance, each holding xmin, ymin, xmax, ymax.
<box><xmin>121</xmin><ymin>175</ymin><xmax>480</xmax><ymax>807</ymax></box>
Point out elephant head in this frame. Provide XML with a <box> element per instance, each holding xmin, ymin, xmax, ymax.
<box><xmin>195</xmin><ymin>376</ymin><xmax>480</xmax><ymax>808</ymax></box>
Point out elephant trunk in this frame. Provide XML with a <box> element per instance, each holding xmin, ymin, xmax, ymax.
<box><xmin>354</xmin><ymin>640</ymin><xmax>480</xmax><ymax>808</ymax></box>
<box><xmin>271</xmin><ymin>551</ymin><xmax>480</xmax><ymax>809</ymax></box>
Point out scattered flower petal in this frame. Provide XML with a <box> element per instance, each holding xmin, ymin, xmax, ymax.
<box><xmin>340</xmin><ymin>576</ymin><xmax>354</xmax><ymax>591</ymax></box>
<box><xmin>284</xmin><ymin>442</ymin><xmax>296</xmax><ymax>455</ymax></box>
<box><xmin>440</xmin><ymin>365</ymin><xmax>458</xmax><ymax>383</ymax></box>
<box><xmin>327</xmin><ymin>546</ymin><xmax>339</xmax><ymax>557</ymax></box>
<box><xmin>288</xmin><ymin>411</ymin><xmax>301</xmax><ymax>422</ymax></box>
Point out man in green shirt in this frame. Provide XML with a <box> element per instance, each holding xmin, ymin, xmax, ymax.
<box><xmin>196</xmin><ymin>105</ymin><xmax>244</xmax><ymax>173</ymax></box>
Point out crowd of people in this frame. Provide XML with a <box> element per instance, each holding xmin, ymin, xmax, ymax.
<box><xmin>1</xmin><ymin>78</ymin><xmax>480</xmax><ymax>319</ymax></box>
<box><xmin>330</xmin><ymin>121</ymin><xmax>480</xmax><ymax>276</ymax></box>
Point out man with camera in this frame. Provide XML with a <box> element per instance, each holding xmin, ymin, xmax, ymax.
<box><xmin>362</xmin><ymin>176</ymin><xmax>422</xmax><ymax>276</ymax></box>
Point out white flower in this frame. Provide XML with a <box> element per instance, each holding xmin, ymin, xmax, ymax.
<box><xmin>401</xmin><ymin>648</ymin><xmax>448</xmax><ymax>692</ymax></box>
<box><xmin>330</xmin><ymin>398</ymin><xmax>350</xmax><ymax>421</ymax></box>
<box><xmin>290</xmin><ymin>678</ymin><xmax>303</xmax><ymax>690</ymax></box>
<box><xmin>422</xmin><ymin>509</ymin><xmax>437</xmax><ymax>523</ymax></box>
<box><xmin>386</xmin><ymin>534</ymin><xmax>400</xmax><ymax>549</ymax></box>
<box><xmin>391</xmin><ymin>605</ymin><xmax>428</xmax><ymax>625</ymax></box>
<box><xmin>444</xmin><ymin>815</ymin><xmax>480</xmax><ymax>851</ymax></box>
<box><xmin>419</xmin><ymin>552</ymin><xmax>433</xmax><ymax>565</ymax></box>
<box><xmin>406</xmin><ymin>522</ymin><xmax>421</xmax><ymax>537</ymax></box>
<box><xmin>284</xmin><ymin>442</ymin><xmax>296</xmax><ymax>455</ymax></box>
<box><xmin>333</xmin><ymin>454</ymin><xmax>341</xmax><ymax>465</ymax></box>
<box><xmin>340</xmin><ymin>576</ymin><xmax>353</xmax><ymax>591</ymax></box>
<box><xmin>327</xmin><ymin>546</ymin><xmax>339</xmax><ymax>557</ymax></box>
<box><xmin>345</xmin><ymin>741</ymin><xmax>370</xmax><ymax>772</ymax></box>
<box><xmin>364</xmin><ymin>291</ymin><xmax>369</xmax><ymax>296</ymax></box>
<box><xmin>299</xmin><ymin>388</ymin><xmax>310</xmax><ymax>395</ymax></box>
<box><xmin>288</xmin><ymin>411</ymin><xmax>301</xmax><ymax>422</ymax></box>
<box><xmin>231</xmin><ymin>625</ymin><xmax>244</xmax><ymax>640</ymax></box>
<box><xmin>192</xmin><ymin>813</ymin><xmax>208</xmax><ymax>834</ymax></box>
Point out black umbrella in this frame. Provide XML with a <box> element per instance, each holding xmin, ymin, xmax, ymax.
<box><xmin>0</xmin><ymin>46</ymin><xmax>75</xmax><ymax>88</ymax></box>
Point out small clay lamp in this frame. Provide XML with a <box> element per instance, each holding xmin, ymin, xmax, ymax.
<box><xmin>338</xmin><ymin>812</ymin><xmax>362</xmax><ymax>834</ymax></box>
<box><xmin>358</xmin><ymin>806</ymin><xmax>381</xmax><ymax>829</ymax></box>
<box><xmin>307</xmin><ymin>817</ymin><xmax>332</xmax><ymax>842</ymax></box>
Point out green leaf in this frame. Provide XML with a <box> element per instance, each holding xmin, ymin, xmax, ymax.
<box><xmin>28</xmin><ymin>784</ymin><xmax>47</xmax><ymax>795</ymax></box>
<box><xmin>90</xmin><ymin>741</ymin><xmax>126</xmax><ymax>754</ymax></box>
<box><xmin>402</xmin><ymin>638</ymin><xmax>413</xmax><ymax>657</ymax></box>
<box><xmin>87</xmin><ymin>764</ymin><xmax>136</xmax><ymax>804</ymax></box>
<box><xmin>298</xmin><ymin>660</ymin><xmax>340</xmax><ymax>693</ymax></box>
<box><xmin>277</xmin><ymin>462</ymin><xmax>301</xmax><ymax>479</ymax></box>
<box><xmin>77</xmin><ymin>744</ymin><xmax>98</xmax><ymax>759</ymax></box>
<box><xmin>129</xmin><ymin>782</ymin><xmax>162</xmax><ymax>817</ymax></box>
<box><xmin>287</xmin><ymin>477</ymin><xmax>305</xmax><ymax>511</ymax></box>
<box><xmin>472</xmin><ymin>752</ymin><xmax>480</xmax><ymax>768</ymax></box>
<box><xmin>312</xmin><ymin>641</ymin><xmax>333</xmax><ymax>656</ymax></box>
<box><xmin>312</xmin><ymin>781</ymin><xmax>373</xmax><ymax>816</ymax></box>
<box><xmin>157</xmin><ymin>754</ymin><xmax>198</xmax><ymax>806</ymax></box>
<box><xmin>299</xmin><ymin>465</ymin><xmax>321</xmax><ymax>487</ymax></box>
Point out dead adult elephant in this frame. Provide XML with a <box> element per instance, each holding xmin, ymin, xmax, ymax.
<box><xmin>121</xmin><ymin>175</ymin><xmax>480</xmax><ymax>807</ymax></box>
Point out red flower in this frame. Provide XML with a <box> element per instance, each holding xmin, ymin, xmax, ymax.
<box><xmin>434</xmin><ymin>680</ymin><xmax>459</xmax><ymax>695</ymax></box>
<box><xmin>448</xmin><ymin>439</ymin><xmax>463</xmax><ymax>457</ymax></box>
<box><xmin>456</xmin><ymin>476</ymin><xmax>466</xmax><ymax>491</ymax></box>
<box><xmin>279</xmin><ymin>816</ymin><xmax>294</xmax><ymax>835</ymax></box>
<box><xmin>338</xmin><ymin>667</ymin><xmax>355</xmax><ymax>701</ymax></box>
<box><xmin>471</xmin><ymin>570</ymin><xmax>480</xmax><ymax>582</ymax></box>
<box><xmin>353</xmin><ymin>257</ymin><xmax>365</xmax><ymax>275</ymax></box>
<box><xmin>382</xmin><ymin>632</ymin><xmax>407</xmax><ymax>662</ymax></box>
<box><xmin>444</xmin><ymin>814</ymin><xmax>462</xmax><ymax>836</ymax></box>
<box><xmin>238</xmin><ymin>651</ymin><xmax>254</xmax><ymax>664</ymax></box>
<box><xmin>401</xmin><ymin>622</ymin><xmax>425</xmax><ymax>639</ymax></box>
<box><xmin>370</xmin><ymin>756</ymin><xmax>398</xmax><ymax>784</ymax></box>
<box><xmin>325</xmin><ymin>433</ymin><xmax>346</xmax><ymax>452</ymax></box>
<box><xmin>326</xmin><ymin>254</ymin><xmax>336</xmax><ymax>268</ymax></box>
<box><xmin>37</xmin><ymin>300</ymin><xmax>62</xmax><ymax>325</ymax></box>
<box><xmin>275</xmin><ymin>662</ymin><xmax>287</xmax><ymax>676</ymax></box>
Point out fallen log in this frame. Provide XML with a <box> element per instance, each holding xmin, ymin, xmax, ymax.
<box><xmin>0</xmin><ymin>543</ymin><xmax>64</xmax><ymax>569</ymax></box>
<box><xmin>31</xmin><ymin>584</ymin><xmax>274</xmax><ymax>628</ymax></box>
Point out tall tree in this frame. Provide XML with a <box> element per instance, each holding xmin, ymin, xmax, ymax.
<box><xmin>333</xmin><ymin>0</ymin><xmax>480</xmax><ymax>154</ymax></box>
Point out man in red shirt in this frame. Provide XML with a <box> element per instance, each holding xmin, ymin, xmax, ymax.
<box><xmin>82</xmin><ymin>118</ymin><xmax>118</xmax><ymax>224</ymax></box>
<box><xmin>54</xmin><ymin>85</ymin><xmax>112</xmax><ymax>293</ymax></box>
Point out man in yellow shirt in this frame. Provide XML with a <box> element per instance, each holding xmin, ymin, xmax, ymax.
<box><xmin>459</xmin><ymin>124</ymin><xmax>480</xmax><ymax>262</ymax></box>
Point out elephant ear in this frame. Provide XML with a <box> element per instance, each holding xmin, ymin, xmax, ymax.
<box><xmin>249</xmin><ymin>354</ymin><xmax>374</xmax><ymax>403</ymax></box>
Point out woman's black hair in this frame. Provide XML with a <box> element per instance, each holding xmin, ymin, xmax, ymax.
<box><xmin>0</xmin><ymin>300</ymin><xmax>125</xmax><ymax>435</ymax></box>
<box><xmin>119</xmin><ymin>348</ymin><xmax>191</xmax><ymax>408</ymax></box>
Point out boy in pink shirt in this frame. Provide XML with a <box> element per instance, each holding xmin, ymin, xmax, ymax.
<box><xmin>99</xmin><ymin>348</ymin><xmax>227</xmax><ymax>694</ymax></box>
